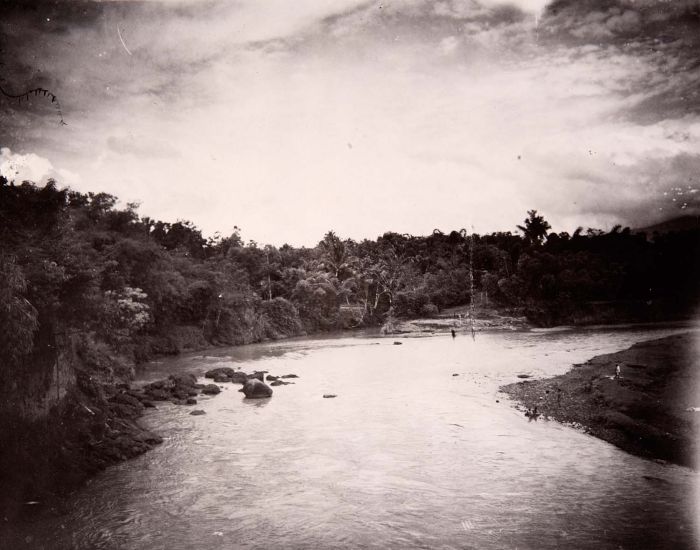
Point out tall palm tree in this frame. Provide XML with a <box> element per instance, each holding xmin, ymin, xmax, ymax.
<box><xmin>517</xmin><ymin>210</ymin><xmax>551</xmax><ymax>245</ymax></box>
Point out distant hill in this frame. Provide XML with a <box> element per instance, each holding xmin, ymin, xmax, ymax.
<box><xmin>634</xmin><ymin>215</ymin><xmax>700</xmax><ymax>236</ymax></box>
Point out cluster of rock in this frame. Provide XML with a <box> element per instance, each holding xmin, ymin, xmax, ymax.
<box><xmin>204</xmin><ymin>367</ymin><xmax>250</xmax><ymax>384</ymax></box>
<box><xmin>126</xmin><ymin>367</ymin><xmax>302</xmax><ymax>407</ymax></box>
<box><xmin>203</xmin><ymin>367</ymin><xmax>276</xmax><ymax>397</ymax></box>
<box><xmin>138</xmin><ymin>373</ymin><xmax>220</xmax><ymax>406</ymax></box>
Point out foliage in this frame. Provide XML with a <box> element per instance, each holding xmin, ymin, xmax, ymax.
<box><xmin>0</xmin><ymin>255</ymin><xmax>38</xmax><ymax>366</ymax></box>
<box><xmin>517</xmin><ymin>210</ymin><xmax>552</xmax><ymax>245</ymax></box>
<box><xmin>1</xmin><ymin>175</ymin><xmax>699</xmax><ymax>379</ymax></box>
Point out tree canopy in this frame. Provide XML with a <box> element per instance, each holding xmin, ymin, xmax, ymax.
<box><xmin>1</xmin><ymin>176</ymin><xmax>698</xmax><ymax>375</ymax></box>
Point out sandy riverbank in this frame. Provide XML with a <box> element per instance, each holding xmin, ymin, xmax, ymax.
<box><xmin>501</xmin><ymin>332</ymin><xmax>699</xmax><ymax>469</ymax></box>
<box><xmin>383</xmin><ymin>304</ymin><xmax>531</xmax><ymax>335</ymax></box>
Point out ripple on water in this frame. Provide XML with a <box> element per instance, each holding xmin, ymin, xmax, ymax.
<box><xmin>10</xmin><ymin>326</ymin><xmax>700</xmax><ymax>550</ymax></box>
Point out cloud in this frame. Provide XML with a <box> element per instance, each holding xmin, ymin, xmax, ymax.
<box><xmin>106</xmin><ymin>135</ymin><xmax>179</xmax><ymax>159</ymax></box>
<box><xmin>540</xmin><ymin>0</ymin><xmax>700</xmax><ymax>123</ymax></box>
<box><xmin>0</xmin><ymin>147</ymin><xmax>54</xmax><ymax>183</ymax></box>
<box><xmin>1</xmin><ymin>0</ymin><xmax>699</xmax><ymax>244</ymax></box>
<box><xmin>0</xmin><ymin>147</ymin><xmax>81</xmax><ymax>186</ymax></box>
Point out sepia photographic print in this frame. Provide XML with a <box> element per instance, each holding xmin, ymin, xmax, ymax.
<box><xmin>1</xmin><ymin>0</ymin><xmax>699</xmax><ymax>548</ymax></box>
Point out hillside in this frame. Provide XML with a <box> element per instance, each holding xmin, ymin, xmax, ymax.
<box><xmin>635</xmin><ymin>215</ymin><xmax>700</xmax><ymax>236</ymax></box>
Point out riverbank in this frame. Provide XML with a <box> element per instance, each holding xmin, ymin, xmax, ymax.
<box><xmin>501</xmin><ymin>332</ymin><xmax>699</xmax><ymax>469</ymax></box>
<box><xmin>0</xmin><ymin>317</ymin><xmax>327</xmax><ymax>526</ymax></box>
<box><xmin>382</xmin><ymin>304</ymin><xmax>531</xmax><ymax>335</ymax></box>
<box><xmin>0</xmin><ymin>374</ymin><xmax>163</xmax><ymax>524</ymax></box>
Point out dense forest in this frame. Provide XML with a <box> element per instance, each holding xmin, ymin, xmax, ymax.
<box><xmin>2</xmin><ymin>177</ymin><xmax>699</xmax><ymax>375</ymax></box>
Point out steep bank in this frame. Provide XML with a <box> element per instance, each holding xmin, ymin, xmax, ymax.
<box><xmin>501</xmin><ymin>332</ymin><xmax>699</xmax><ymax>469</ymax></box>
<box><xmin>0</xmin><ymin>334</ymin><xmax>163</xmax><ymax>523</ymax></box>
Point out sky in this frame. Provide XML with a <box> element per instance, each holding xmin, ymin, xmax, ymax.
<box><xmin>1</xmin><ymin>0</ymin><xmax>699</xmax><ymax>246</ymax></box>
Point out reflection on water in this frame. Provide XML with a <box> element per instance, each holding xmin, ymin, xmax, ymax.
<box><xmin>8</xmin><ymin>326</ymin><xmax>700</xmax><ymax>549</ymax></box>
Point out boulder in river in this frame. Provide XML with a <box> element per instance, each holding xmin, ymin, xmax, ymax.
<box><xmin>239</xmin><ymin>379</ymin><xmax>273</xmax><ymax>398</ymax></box>
<box><xmin>280</xmin><ymin>374</ymin><xmax>299</xmax><ymax>379</ymax></box>
<box><xmin>201</xmin><ymin>384</ymin><xmax>221</xmax><ymax>395</ymax></box>
<box><xmin>169</xmin><ymin>373</ymin><xmax>198</xmax><ymax>387</ymax></box>
<box><xmin>266</xmin><ymin>375</ymin><xmax>279</xmax><ymax>381</ymax></box>
<box><xmin>205</xmin><ymin>367</ymin><xmax>237</xmax><ymax>379</ymax></box>
<box><xmin>323</xmin><ymin>394</ymin><xmax>337</xmax><ymax>398</ymax></box>
<box><xmin>204</xmin><ymin>367</ymin><xmax>248</xmax><ymax>384</ymax></box>
<box><xmin>393</xmin><ymin>341</ymin><xmax>403</xmax><ymax>345</ymax></box>
<box><xmin>270</xmin><ymin>380</ymin><xmax>292</xmax><ymax>386</ymax></box>
<box><xmin>230</xmin><ymin>372</ymin><xmax>249</xmax><ymax>384</ymax></box>
<box><xmin>248</xmin><ymin>371</ymin><xmax>265</xmax><ymax>382</ymax></box>
<box><xmin>142</xmin><ymin>372</ymin><xmax>199</xmax><ymax>402</ymax></box>
<box><xmin>190</xmin><ymin>409</ymin><xmax>206</xmax><ymax>416</ymax></box>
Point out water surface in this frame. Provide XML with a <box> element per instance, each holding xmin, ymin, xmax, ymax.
<box><xmin>11</xmin><ymin>326</ymin><xmax>700</xmax><ymax>549</ymax></box>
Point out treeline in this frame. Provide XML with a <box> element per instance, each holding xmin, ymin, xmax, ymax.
<box><xmin>1</xmin><ymin>180</ymin><xmax>699</xmax><ymax>378</ymax></box>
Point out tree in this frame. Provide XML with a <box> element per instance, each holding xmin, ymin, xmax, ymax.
<box><xmin>319</xmin><ymin>231</ymin><xmax>352</xmax><ymax>280</ymax></box>
<box><xmin>517</xmin><ymin>210</ymin><xmax>551</xmax><ymax>245</ymax></box>
<box><xmin>0</xmin><ymin>255</ymin><xmax>38</xmax><ymax>365</ymax></box>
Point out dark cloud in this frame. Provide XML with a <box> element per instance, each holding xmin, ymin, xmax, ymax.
<box><xmin>257</xmin><ymin>0</ymin><xmax>531</xmax><ymax>61</ymax></box>
<box><xmin>554</xmin><ymin>152</ymin><xmax>700</xmax><ymax>229</ymax></box>
<box><xmin>541</xmin><ymin>0</ymin><xmax>700</xmax><ymax>123</ymax></box>
<box><xmin>0</xmin><ymin>0</ymin><xmax>216</xmax><ymax>149</ymax></box>
<box><xmin>544</xmin><ymin>0</ymin><xmax>700</xmax><ymax>42</ymax></box>
<box><xmin>327</xmin><ymin>0</ymin><xmax>529</xmax><ymax>41</ymax></box>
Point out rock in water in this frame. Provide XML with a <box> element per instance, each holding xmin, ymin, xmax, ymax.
<box><xmin>248</xmin><ymin>371</ymin><xmax>265</xmax><ymax>382</ymax></box>
<box><xmin>205</xmin><ymin>367</ymin><xmax>248</xmax><ymax>384</ymax></box>
<box><xmin>239</xmin><ymin>379</ymin><xmax>273</xmax><ymax>398</ymax></box>
<box><xmin>142</xmin><ymin>372</ymin><xmax>199</xmax><ymax>403</ymax></box>
<box><xmin>393</xmin><ymin>341</ymin><xmax>402</xmax><ymax>345</ymax></box>
<box><xmin>323</xmin><ymin>394</ymin><xmax>337</xmax><ymax>398</ymax></box>
<box><xmin>202</xmin><ymin>384</ymin><xmax>221</xmax><ymax>395</ymax></box>
<box><xmin>169</xmin><ymin>373</ymin><xmax>198</xmax><ymax>387</ymax></box>
<box><xmin>204</xmin><ymin>367</ymin><xmax>236</xmax><ymax>379</ymax></box>
<box><xmin>230</xmin><ymin>372</ymin><xmax>249</xmax><ymax>384</ymax></box>
<box><xmin>190</xmin><ymin>410</ymin><xmax>206</xmax><ymax>416</ymax></box>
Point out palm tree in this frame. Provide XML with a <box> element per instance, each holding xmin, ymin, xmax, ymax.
<box><xmin>517</xmin><ymin>210</ymin><xmax>551</xmax><ymax>245</ymax></box>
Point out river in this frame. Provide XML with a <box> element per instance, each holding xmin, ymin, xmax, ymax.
<box><xmin>10</xmin><ymin>326</ymin><xmax>700</xmax><ymax>549</ymax></box>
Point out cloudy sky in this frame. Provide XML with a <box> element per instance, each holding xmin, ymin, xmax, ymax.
<box><xmin>1</xmin><ymin>0</ymin><xmax>699</xmax><ymax>245</ymax></box>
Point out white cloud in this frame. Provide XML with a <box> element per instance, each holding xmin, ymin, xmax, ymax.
<box><xmin>0</xmin><ymin>148</ymin><xmax>54</xmax><ymax>183</ymax></box>
<box><xmin>0</xmin><ymin>147</ymin><xmax>83</xmax><ymax>187</ymax></box>
<box><xmin>3</xmin><ymin>0</ymin><xmax>699</xmax><ymax>244</ymax></box>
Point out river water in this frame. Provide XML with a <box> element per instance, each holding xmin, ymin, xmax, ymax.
<box><xmin>9</xmin><ymin>326</ymin><xmax>700</xmax><ymax>549</ymax></box>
